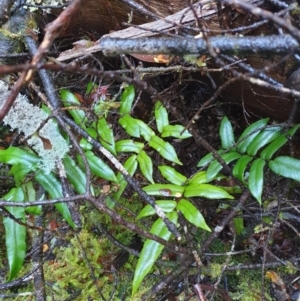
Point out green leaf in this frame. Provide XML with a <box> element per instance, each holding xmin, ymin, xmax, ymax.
<box><xmin>184</xmin><ymin>183</ymin><xmax>234</xmax><ymax>199</ymax></box>
<box><xmin>246</xmin><ymin>126</ymin><xmax>282</xmax><ymax>156</ymax></box>
<box><xmin>187</xmin><ymin>171</ymin><xmax>209</xmax><ymax>185</ymax></box>
<box><xmin>137</xmin><ymin>150</ymin><xmax>154</xmax><ymax>184</ymax></box>
<box><xmin>63</xmin><ymin>155</ymin><xmax>86</xmax><ymax>194</ymax></box>
<box><xmin>60</xmin><ymin>89</ymin><xmax>86</xmax><ymax>126</ymax></box>
<box><xmin>81</xmin><ymin>151</ymin><xmax>117</xmax><ymax>182</ymax></box>
<box><xmin>233</xmin><ymin>217</ymin><xmax>244</xmax><ymax>235</ymax></box>
<box><xmin>158</xmin><ymin>165</ymin><xmax>187</xmax><ymax>185</ymax></box>
<box><xmin>2</xmin><ymin>187</ymin><xmax>26</xmax><ymax>281</ymax></box>
<box><xmin>22</xmin><ymin>182</ymin><xmax>36</xmax><ymax>202</ymax></box>
<box><xmin>97</xmin><ymin>117</ymin><xmax>116</xmax><ymax>155</ymax></box>
<box><xmin>197</xmin><ymin>150</ymin><xmax>223</xmax><ymax>167</ymax></box>
<box><xmin>119</xmin><ymin>115</ymin><xmax>141</xmax><ymax>138</ymax></box>
<box><xmin>161</xmin><ymin>125</ymin><xmax>192</xmax><ymax>139</ymax></box>
<box><xmin>248</xmin><ymin>158</ymin><xmax>266</xmax><ymax>204</ymax></box>
<box><xmin>207</xmin><ymin>152</ymin><xmax>241</xmax><ymax>182</ymax></box>
<box><xmin>177</xmin><ymin>199</ymin><xmax>211</xmax><ymax>231</ymax></box>
<box><xmin>149</xmin><ymin>135</ymin><xmax>182</xmax><ymax>165</ymax></box>
<box><xmin>113</xmin><ymin>155</ymin><xmax>138</xmax><ymax>201</ymax></box>
<box><xmin>269</xmin><ymin>156</ymin><xmax>300</xmax><ymax>182</ymax></box>
<box><xmin>187</xmin><ymin>171</ymin><xmax>208</xmax><ymax>185</ymax></box>
<box><xmin>115</xmin><ymin>140</ymin><xmax>144</xmax><ymax>153</ymax></box>
<box><xmin>155</xmin><ymin>101</ymin><xmax>169</xmax><ymax>133</ymax></box>
<box><xmin>0</xmin><ymin>147</ymin><xmax>39</xmax><ymax>170</ymax></box>
<box><xmin>232</xmin><ymin>155</ymin><xmax>253</xmax><ymax>183</ymax></box>
<box><xmin>10</xmin><ymin>163</ymin><xmax>33</xmax><ymax>186</ymax></box>
<box><xmin>260</xmin><ymin>125</ymin><xmax>300</xmax><ymax>160</ymax></box>
<box><xmin>35</xmin><ymin>171</ymin><xmax>75</xmax><ymax>229</ymax></box>
<box><xmin>137</xmin><ymin>200</ymin><xmax>177</xmax><ymax>218</ymax></box>
<box><xmin>22</xmin><ymin>182</ymin><xmax>42</xmax><ymax>215</ymax></box>
<box><xmin>119</xmin><ymin>85</ymin><xmax>135</xmax><ymax>114</ymax></box>
<box><xmin>86</xmin><ymin>81</ymin><xmax>96</xmax><ymax>94</ymax></box>
<box><xmin>219</xmin><ymin>117</ymin><xmax>235</xmax><ymax>149</ymax></box>
<box><xmin>132</xmin><ymin>211</ymin><xmax>178</xmax><ymax>295</ymax></box>
<box><xmin>79</xmin><ymin>127</ymin><xmax>98</xmax><ymax>151</ymax></box>
<box><xmin>143</xmin><ymin>184</ymin><xmax>184</xmax><ymax>197</ymax></box>
<box><xmin>35</xmin><ymin>171</ymin><xmax>62</xmax><ymax>199</ymax></box>
<box><xmin>136</xmin><ymin>119</ymin><xmax>155</xmax><ymax>141</ymax></box>
<box><xmin>237</xmin><ymin>118</ymin><xmax>269</xmax><ymax>153</ymax></box>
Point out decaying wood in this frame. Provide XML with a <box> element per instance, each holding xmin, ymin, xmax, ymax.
<box><xmin>57</xmin><ymin>0</ymin><xmax>264</xmax><ymax>61</ymax></box>
<box><xmin>56</xmin><ymin>0</ymin><xmax>297</xmax><ymax>121</ymax></box>
<box><xmin>57</xmin><ymin>0</ymin><xmax>213</xmax><ymax>61</ymax></box>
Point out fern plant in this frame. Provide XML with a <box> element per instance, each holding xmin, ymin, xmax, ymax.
<box><xmin>198</xmin><ymin>117</ymin><xmax>300</xmax><ymax>204</ymax></box>
<box><xmin>1</xmin><ymin>78</ymin><xmax>299</xmax><ymax>298</ymax></box>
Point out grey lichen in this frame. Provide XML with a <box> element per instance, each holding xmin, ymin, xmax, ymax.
<box><xmin>0</xmin><ymin>80</ymin><xmax>69</xmax><ymax>173</ymax></box>
<box><xmin>24</xmin><ymin>0</ymin><xmax>66</xmax><ymax>12</ymax></box>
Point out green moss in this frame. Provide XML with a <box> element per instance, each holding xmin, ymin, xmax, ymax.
<box><xmin>228</xmin><ymin>269</ymin><xmax>272</xmax><ymax>301</ymax></box>
<box><xmin>42</xmin><ymin>195</ymin><xmax>150</xmax><ymax>300</ymax></box>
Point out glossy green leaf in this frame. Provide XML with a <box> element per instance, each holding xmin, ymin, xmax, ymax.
<box><xmin>246</xmin><ymin>126</ymin><xmax>282</xmax><ymax>156</ymax></box>
<box><xmin>137</xmin><ymin>150</ymin><xmax>154</xmax><ymax>184</ymax></box>
<box><xmin>260</xmin><ymin>125</ymin><xmax>300</xmax><ymax>160</ymax></box>
<box><xmin>161</xmin><ymin>125</ymin><xmax>192</xmax><ymax>139</ymax></box>
<box><xmin>115</xmin><ymin>140</ymin><xmax>144</xmax><ymax>153</ymax></box>
<box><xmin>132</xmin><ymin>211</ymin><xmax>178</xmax><ymax>295</ymax></box>
<box><xmin>136</xmin><ymin>119</ymin><xmax>155</xmax><ymax>141</ymax></box>
<box><xmin>197</xmin><ymin>150</ymin><xmax>223</xmax><ymax>167</ymax></box>
<box><xmin>35</xmin><ymin>171</ymin><xmax>75</xmax><ymax>229</ymax></box>
<box><xmin>10</xmin><ymin>163</ymin><xmax>33</xmax><ymax>186</ymax></box>
<box><xmin>188</xmin><ymin>171</ymin><xmax>209</xmax><ymax>185</ymax></box>
<box><xmin>63</xmin><ymin>155</ymin><xmax>86</xmax><ymax>194</ymax></box>
<box><xmin>155</xmin><ymin>101</ymin><xmax>169</xmax><ymax>133</ymax></box>
<box><xmin>81</xmin><ymin>151</ymin><xmax>117</xmax><ymax>182</ymax></box>
<box><xmin>143</xmin><ymin>184</ymin><xmax>184</xmax><ymax>197</ymax></box>
<box><xmin>60</xmin><ymin>89</ymin><xmax>86</xmax><ymax>126</ymax></box>
<box><xmin>177</xmin><ymin>199</ymin><xmax>211</xmax><ymax>231</ymax></box>
<box><xmin>119</xmin><ymin>85</ymin><xmax>135</xmax><ymax>114</ymax></box>
<box><xmin>232</xmin><ymin>155</ymin><xmax>253</xmax><ymax>183</ymax></box>
<box><xmin>97</xmin><ymin>117</ymin><xmax>116</xmax><ymax>155</ymax></box>
<box><xmin>207</xmin><ymin>152</ymin><xmax>241</xmax><ymax>182</ymax></box>
<box><xmin>113</xmin><ymin>155</ymin><xmax>138</xmax><ymax>201</ymax></box>
<box><xmin>218</xmin><ymin>185</ymin><xmax>242</xmax><ymax>194</ymax></box>
<box><xmin>22</xmin><ymin>182</ymin><xmax>35</xmax><ymax>202</ymax></box>
<box><xmin>184</xmin><ymin>183</ymin><xmax>234</xmax><ymax>199</ymax></box>
<box><xmin>233</xmin><ymin>217</ymin><xmax>244</xmax><ymax>235</ymax></box>
<box><xmin>2</xmin><ymin>187</ymin><xmax>26</xmax><ymax>281</ymax></box>
<box><xmin>137</xmin><ymin>200</ymin><xmax>177</xmax><ymax>218</ymax></box>
<box><xmin>22</xmin><ymin>182</ymin><xmax>42</xmax><ymax>215</ymax></box>
<box><xmin>248</xmin><ymin>158</ymin><xmax>266</xmax><ymax>204</ymax></box>
<box><xmin>86</xmin><ymin>81</ymin><xmax>96</xmax><ymax>94</ymax></box>
<box><xmin>119</xmin><ymin>115</ymin><xmax>141</xmax><ymax>138</ymax></box>
<box><xmin>0</xmin><ymin>147</ymin><xmax>39</xmax><ymax>170</ymax></box>
<box><xmin>149</xmin><ymin>135</ymin><xmax>182</xmax><ymax>165</ymax></box>
<box><xmin>158</xmin><ymin>165</ymin><xmax>187</xmax><ymax>185</ymax></box>
<box><xmin>269</xmin><ymin>156</ymin><xmax>300</xmax><ymax>182</ymax></box>
<box><xmin>79</xmin><ymin>127</ymin><xmax>98</xmax><ymax>151</ymax></box>
<box><xmin>237</xmin><ymin>118</ymin><xmax>269</xmax><ymax>153</ymax></box>
<box><xmin>219</xmin><ymin>117</ymin><xmax>235</xmax><ymax>149</ymax></box>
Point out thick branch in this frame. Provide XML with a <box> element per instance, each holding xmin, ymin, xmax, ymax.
<box><xmin>100</xmin><ymin>34</ymin><xmax>299</xmax><ymax>56</ymax></box>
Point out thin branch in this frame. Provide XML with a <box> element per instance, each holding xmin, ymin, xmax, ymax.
<box><xmin>219</xmin><ymin>0</ymin><xmax>300</xmax><ymax>43</ymax></box>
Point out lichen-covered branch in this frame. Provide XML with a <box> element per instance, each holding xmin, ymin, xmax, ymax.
<box><xmin>99</xmin><ymin>35</ymin><xmax>299</xmax><ymax>57</ymax></box>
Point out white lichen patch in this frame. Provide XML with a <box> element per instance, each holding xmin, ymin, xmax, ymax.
<box><xmin>0</xmin><ymin>80</ymin><xmax>69</xmax><ymax>173</ymax></box>
<box><xmin>24</xmin><ymin>0</ymin><xmax>66</xmax><ymax>12</ymax></box>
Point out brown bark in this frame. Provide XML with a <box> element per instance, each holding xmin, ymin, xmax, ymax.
<box><xmin>63</xmin><ymin>0</ymin><xmax>188</xmax><ymax>36</ymax></box>
<box><xmin>56</xmin><ymin>0</ymin><xmax>296</xmax><ymax>121</ymax></box>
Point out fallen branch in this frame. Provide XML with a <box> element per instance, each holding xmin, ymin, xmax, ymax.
<box><xmin>99</xmin><ymin>35</ymin><xmax>299</xmax><ymax>56</ymax></box>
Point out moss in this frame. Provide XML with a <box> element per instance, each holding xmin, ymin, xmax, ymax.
<box><xmin>42</xmin><ymin>196</ymin><xmax>151</xmax><ymax>300</ymax></box>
